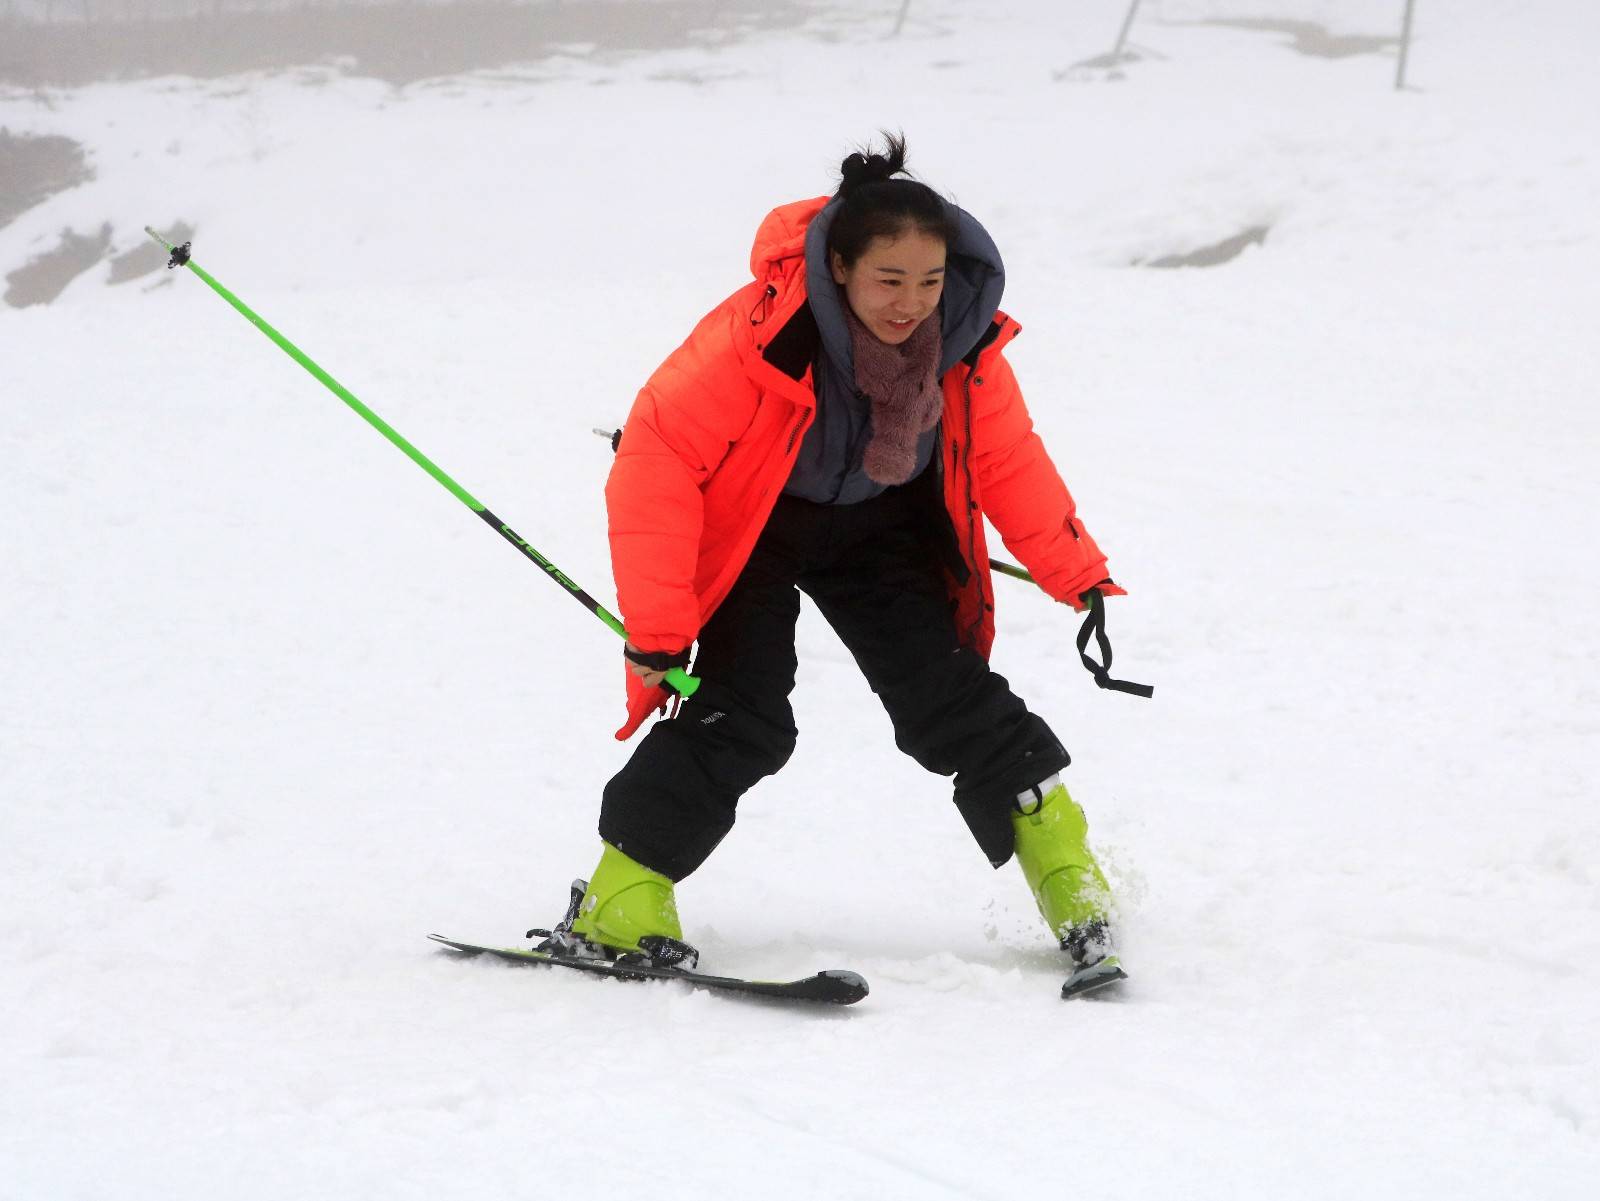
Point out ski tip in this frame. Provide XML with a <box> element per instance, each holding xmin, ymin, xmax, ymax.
<box><xmin>819</xmin><ymin>969</ymin><xmax>868</xmax><ymax>991</ymax></box>
<box><xmin>428</xmin><ymin>934</ymin><xmax>488</xmax><ymax>955</ymax></box>
<box><xmin>804</xmin><ymin>969</ymin><xmax>870</xmax><ymax>1004</ymax></box>
<box><xmin>1061</xmin><ymin>959</ymin><xmax>1129</xmax><ymax>1001</ymax></box>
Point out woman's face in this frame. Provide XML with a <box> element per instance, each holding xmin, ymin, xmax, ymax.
<box><xmin>830</xmin><ymin>228</ymin><xmax>947</xmax><ymax>346</ymax></box>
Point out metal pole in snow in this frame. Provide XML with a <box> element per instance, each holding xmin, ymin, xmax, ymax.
<box><xmin>1396</xmin><ymin>0</ymin><xmax>1417</xmax><ymax>90</ymax></box>
<box><xmin>1112</xmin><ymin>0</ymin><xmax>1142</xmax><ymax>60</ymax></box>
<box><xmin>892</xmin><ymin>0</ymin><xmax>910</xmax><ymax>38</ymax></box>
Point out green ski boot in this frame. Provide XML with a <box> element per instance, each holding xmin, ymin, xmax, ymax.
<box><xmin>1012</xmin><ymin>776</ymin><xmax>1127</xmax><ymax>998</ymax></box>
<box><xmin>554</xmin><ymin>842</ymin><xmax>698</xmax><ymax>969</ymax></box>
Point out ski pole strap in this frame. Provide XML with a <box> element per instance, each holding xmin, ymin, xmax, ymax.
<box><xmin>624</xmin><ymin>645</ymin><xmax>692</xmax><ymax>672</ymax></box>
<box><xmin>1076</xmin><ymin>588</ymin><xmax>1155</xmax><ymax>699</ymax></box>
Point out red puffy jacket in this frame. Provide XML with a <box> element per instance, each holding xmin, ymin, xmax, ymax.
<box><xmin>606</xmin><ymin>196</ymin><xmax>1124</xmax><ymax>739</ymax></box>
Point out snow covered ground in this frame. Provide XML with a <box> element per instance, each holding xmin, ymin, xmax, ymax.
<box><xmin>4</xmin><ymin>1</ymin><xmax>1598</xmax><ymax>1196</ymax></box>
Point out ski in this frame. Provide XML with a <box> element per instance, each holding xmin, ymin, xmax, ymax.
<box><xmin>1061</xmin><ymin>956</ymin><xmax>1128</xmax><ymax>1000</ymax></box>
<box><xmin>427</xmin><ymin>934</ymin><xmax>869</xmax><ymax>1006</ymax></box>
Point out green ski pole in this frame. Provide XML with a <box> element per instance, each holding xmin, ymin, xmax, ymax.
<box><xmin>145</xmin><ymin>227</ymin><xmax>700</xmax><ymax>699</ymax></box>
<box><xmin>988</xmin><ymin>559</ymin><xmax>1036</xmax><ymax>585</ymax></box>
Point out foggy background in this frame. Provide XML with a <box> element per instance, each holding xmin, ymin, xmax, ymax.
<box><xmin>1</xmin><ymin>0</ymin><xmax>1424</xmax><ymax>307</ymax></box>
<box><xmin>5</xmin><ymin>2</ymin><xmax>1597</xmax><ymax>1199</ymax></box>
<box><xmin>2</xmin><ymin>0</ymin><xmax>820</xmax><ymax>88</ymax></box>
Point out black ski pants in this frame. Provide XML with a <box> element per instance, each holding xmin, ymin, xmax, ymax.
<box><xmin>599</xmin><ymin>474</ymin><xmax>1070</xmax><ymax>881</ymax></box>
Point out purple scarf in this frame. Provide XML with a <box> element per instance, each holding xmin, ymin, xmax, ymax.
<box><xmin>844</xmin><ymin>305</ymin><xmax>944</xmax><ymax>486</ymax></box>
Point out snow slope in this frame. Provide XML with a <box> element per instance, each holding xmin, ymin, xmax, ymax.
<box><xmin>3</xmin><ymin>2</ymin><xmax>1598</xmax><ymax>1197</ymax></box>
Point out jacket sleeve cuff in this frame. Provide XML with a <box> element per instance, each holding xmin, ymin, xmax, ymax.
<box><xmin>1063</xmin><ymin>578</ymin><xmax>1127</xmax><ymax>611</ymax></box>
<box><xmin>622</xmin><ymin>623</ymin><xmax>699</xmax><ymax>655</ymax></box>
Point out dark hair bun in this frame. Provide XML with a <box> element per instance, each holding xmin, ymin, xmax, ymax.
<box><xmin>838</xmin><ymin>133</ymin><xmax>909</xmax><ymax>195</ymax></box>
<box><xmin>827</xmin><ymin>132</ymin><xmax>958</xmax><ymax>268</ymax></box>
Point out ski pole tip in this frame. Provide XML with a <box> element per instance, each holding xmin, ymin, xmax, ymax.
<box><xmin>143</xmin><ymin>226</ymin><xmax>191</xmax><ymax>268</ymax></box>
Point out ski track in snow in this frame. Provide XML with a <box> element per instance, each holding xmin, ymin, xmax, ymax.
<box><xmin>3</xmin><ymin>1</ymin><xmax>1598</xmax><ymax>1197</ymax></box>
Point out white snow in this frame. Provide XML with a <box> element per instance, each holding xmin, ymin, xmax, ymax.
<box><xmin>3</xmin><ymin>1</ymin><xmax>1598</xmax><ymax>1197</ymax></box>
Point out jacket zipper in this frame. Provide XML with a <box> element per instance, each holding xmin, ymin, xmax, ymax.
<box><xmin>959</xmin><ymin>365</ymin><xmax>989</xmax><ymax>636</ymax></box>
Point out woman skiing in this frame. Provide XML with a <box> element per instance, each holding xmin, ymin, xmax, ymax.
<box><xmin>549</xmin><ymin>134</ymin><xmax>1135</xmax><ymax>994</ymax></box>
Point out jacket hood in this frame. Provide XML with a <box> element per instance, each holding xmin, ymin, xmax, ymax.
<box><xmin>804</xmin><ymin>194</ymin><xmax>1005</xmax><ymax>377</ymax></box>
<box><xmin>748</xmin><ymin>196</ymin><xmax>824</xmax><ymax>283</ymax></box>
<box><xmin>748</xmin><ymin>194</ymin><xmax>1007</xmax><ymax>375</ymax></box>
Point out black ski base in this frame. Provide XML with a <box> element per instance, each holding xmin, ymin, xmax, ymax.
<box><xmin>428</xmin><ymin>934</ymin><xmax>869</xmax><ymax>1006</ymax></box>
